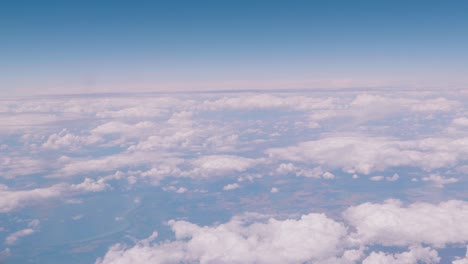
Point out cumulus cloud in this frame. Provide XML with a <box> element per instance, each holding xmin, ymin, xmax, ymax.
<box><xmin>199</xmin><ymin>94</ymin><xmax>336</xmax><ymax>112</ymax></box>
<box><xmin>362</xmin><ymin>246</ymin><xmax>440</xmax><ymax>264</ymax></box>
<box><xmin>386</xmin><ymin>173</ymin><xmax>400</xmax><ymax>182</ymax></box>
<box><xmin>97</xmin><ymin>200</ymin><xmax>468</xmax><ymax>263</ymax></box>
<box><xmin>275</xmin><ymin>163</ymin><xmax>323</xmax><ymax>178</ymax></box>
<box><xmin>223</xmin><ymin>183</ymin><xmax>240</xmax><ymax>191</ymax></box>
<box><xmin>96</xmin><ymin>213</ymin><xmax>351</xmax><ymax>264</ymax></box>
<box><xmin>91</xmin><ymin>121</ymin><xmax>157</xmax><ymax>141</ymax></box>
<box><xmin>0</xmin><ymin>155</ymin><xmax>46</xmax><ymax>179</ymax></box>
<box><xmin>267</xmin><ymin>136</ymin><xmax>468</xmax><ymax>174</ymax></box>
<box><xmin>70</xmin><ymin>177</ymin><xmax>109</xmax><ymax>192</ymax></box>
<box><xmin>184</xmin><ymin>155</ymin><xmax>258</xmax><ymax>178</ymax></box>
<box><xmin>322</xmin><ymin>171</ymin><xmax>335</xmax><ymax>179</ymax></box>
<box><xmin>370</xmin><ymin>176</ymin><xmax>385</xmax><ymax>181</ymax></box>
<box><xmin>56</xmin><ymin>151</ymin><xmax>179</xmax><ymax>178</ymax></box>
<box><xmin>422</xmin><ymin>174</ymin><xmax>459</xmax><ymax>188</ymax></box>
<box><xmin>370</xmin><ymin>174</ymin><xmax>399</xmax><ymax>182</ymax></box>
<box><xmin>163</xmin><ymin>186</ymin><xmax>188</xmax><ymax>194</ymax></box>
<box><xmin>42</xmin><ymin>129</ymin><xmax>101</xmax><ymax>150</ymax></box>
<box><xmin>3</xmin><ymin>92</ymin><xmax>468</xmax><ymax>262</ymax></box>
<box><xmin>309</xmin><ymin>94</ymin><xmax>459</xmax><ymax>124</ymax></box>
<box><xmin>343</xmin><ymin>200</ymin><xmax>468</xmax><ymax>247</ymax></box>
<box><xmin>0</xmin><ymin>178</ymin><xmax>108</xmax><ymax>213</ymax></box>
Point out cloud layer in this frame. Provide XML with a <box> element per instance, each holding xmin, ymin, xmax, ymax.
<box><xmin>97</xmin><ymin>200</ymin><xmax>468</xmax><ymax>264</ymax></box>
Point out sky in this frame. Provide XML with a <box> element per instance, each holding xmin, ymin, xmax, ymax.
<box><xmin>3</xmin><ymin>2</ymin><xmax>468</xmax><ymax>264</ymax></box>
<box><xmin>1</xmin><ymin>0</ymin><xmax>468</xmax><ymax>95</ymax></box>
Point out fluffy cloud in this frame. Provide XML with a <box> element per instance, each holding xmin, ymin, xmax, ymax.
<box><xmin>0</xmin><ymin>178</ymin><xmax>108</xmax><ymax>213</ymax></box>
<box><xmin>92</xmin><ymin>121</ymin><xmax>156</xmax><ymax>136</ymax></box>
<box><xmin>267</xmin><ymin>136</ymin><xmax>468</xmax><ymax>174</ymax></box>
<box><xmin>309</xmin><ymin>94</ymin><xmax>460</xmax><ymax>124</ymax></box>
<box><xmin>223</xmin><ymin>183</ymin><xmax>240</xmax><ymax>191</ymax></box>
<box><xmin>322</xmin><ymin>171</ymin><xmax>335</xmax><ymax>179</ymax></box>
<box><xmin>42</xmin><ymin>129</ymin><xmax>101</xmax><ymax>150</ymax></box>
<box><xmin>184</xmin><ymin>155</ymin><xmax>258</xmax><ymax>178</ymax></box>
<box><xmin>370</xmin><ymin>176</ymin><xmax>385</xmax><ymax>181</ymax></box>
<box><xmin>199</xmin><ymin>94</ymin><xmax>336</xmax><ymax>112</ymax></box>
<box><xmin>162</xmin><ymin>186</ymin><xmax>187</xmax><ymax>194</ymax></box>
<box><xmin>96</xmin><ymin>213</ymin><xmax>351</xmax><ymax>264</ymax></box>
<box><xmin>0</xmin><ymin>154</ymin><xmax>47</xmax><ymax>179</ymax></box>
<box><xmin>386</xmin><ymin>173</ymin><xmax>400</xmax><ymax>182</ymax></box>
<box><xmin>3</xmin><ymin>92</ymin><xmax>468</xmax><ymax>262</ymax></box>
<box><xmin>422</xmin><ymin>174</ymin><xmax>459</xmax><ymax>188</ymax></box>
<box><xmin>275</xmin><ymin>163</ymin><xmax>323</xmax><ymax>178</ymax></box>
<box><xmin>56</xmin><ymin>151</ymin><xmax>178</xmax><ymax>178</ymax></box>
<box><xmin>97</xmin><ymin>200</ymin><xmax>468</xmax><ymax>263</ymax></box>
<box><xmin>370</xmin><ymin>174</ymin><xmax>399</xmax><ymax>182</ymax></box>
<box><xmin>343</xmin><ymin>200</ymin><xmax>468</xmax><ymax>247</ymax></box>
<box><xmin>362</xmin><ymin>246</ymin><xmax>440</xmax><ymax>264</ymax></box>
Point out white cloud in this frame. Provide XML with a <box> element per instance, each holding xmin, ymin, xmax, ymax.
<box><xmin>223</xmin><ymin>183</ymin><xmax>240</xmax><ymax>191</ymax></box>
<box><xmin>72</xmin><ymin>215</ymin><xmax>84</xmax><ymax>221</ymax></box>
<box><xmin>370</xmin><ymin>176</ymin><xmax>385</xmax><ymax>181</ymax></box>
<box><xmin>267</xmin><ymin>136</ymin><xmax>468</xmax><ymax>174</ymax></box>
<box><xmin>371</xmin><ymin>174</ymin><xmax>399</xmax><ymax>182</ymax></box>
<box><xmin>185</xmin><ymin>155</ymin><xmax>258</xmax><ymax>178</ymax></box>
<box><xmin>4</xmin><ymin>92</ymin><xmax>468</xmax><ymax>262</ymax></box>
<box><xmin>343</xmin><ymin>200</ymin><xmax>468</xmax><ymax>247</ymax></box>
<box><xmin>275</xmin><ymin>163</ymin><xmax>323</xmax><ymax>178</ymax></box>
<box><xmin>0</xmin><ymin>114</ymin><xmax>61</xmax><ymax>130</ymax></box>
<box><xmin>453</xmin><ymin>117</ymin><xmax>468</xmax><ymax>127</ymax></box>
<box><xmin>308</xmin><ymin>94</ymin><xmax>459</xmax><ymax>125</ymax></box>
<box><xmin>386</xmin><ymin>173</ymin><xmax>400</xmax><ymax>182</ymax></box>
<box><xmin>96</xmin><ymin>199</ymin><xmax>468</xmax><ymax>263</ymax></box>
<box><xmin>56</xmin><ymin>151</ymin><xmax>179</xmax><ymax>178</ymax></box>
<box><xmin>5</xmin><ymin>228</ymin><xmax>34</xmax><ymax>245</ymax></box>
<box><xmin>422</xmin><ymin>174</ymin><xmax>459</xmax><ymax>188</ymax></box>
<box><xmin>0</xmin><ymin>155</ymin><xmax>46</xmax><ymax>178</ymax></box>
<box><xmin>176</xmin><ymin>187</ymin><xmax>187</xmax><ymax>193</ymax></box>
<box><xmin>0</xmin><ymin>178</ymin><xmax>108</xmax><ymax>213</ymax></box>
<box><xmin>200</xmin><ymin>94</ymin><xmax>336</xmax><ymax>112</ymax></box>
<box><xmin>322</xmin><ymin>171</ymin><xmax>335</xmax><ymax>179</ymax></box>
<box><xmin>162</xmin><ymin>186</ymin><xmax>188</xmax><ymax>194</ymax></box>
<box><xmin>91</xmin><ymin>121</ymin><xmax>157</xmax><ymax>138</ymax></box>
<box><xmin>0</xmin><ymin>185</ymin><xmax>64</xmax><ymax>213</ymax></box>
<box><xmin>96</xmin><ymin>213</ymin><xmax>350</xmax><ymax>264</ymax></box>
<box><xmin>362</xmin><ymin>245</ymin><xmax>440</xmax><ymax>264</ymax></box>
<box><xmin>70</xmin><ymin>177</ymin><xmax>109</xmax><ymax>192</ymax></box>
<box><xmin>95</xmin><ymin>106</ymin><xmax>165</xmax><ymax>118</ymax></box>
<box><xmin>42</xmin><ymin>129</ymin><xmax>101</xmax><ymax>150</ymax></box>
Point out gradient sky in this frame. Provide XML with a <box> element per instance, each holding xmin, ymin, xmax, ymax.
<box><xmin>2</xmin><ymin>0</ymin><xmax>468</xmax><ymax>95</ymax></box>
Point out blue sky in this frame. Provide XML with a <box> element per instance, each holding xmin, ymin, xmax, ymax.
<box><xmin>1</xmin><ymin>0</ymin><xmax>468</xmax><ymax>94</ymax></box>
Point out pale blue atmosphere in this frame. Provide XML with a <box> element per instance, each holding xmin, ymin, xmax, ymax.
<box><xmin>1</xmin><ymin>1</ymin><xmax>468</xmax><ymax>264</ymax></box>
<box><xmin>1</xmin><ymin>0</ymin><xmax>468</xmax><ymax>94</ymax></box>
